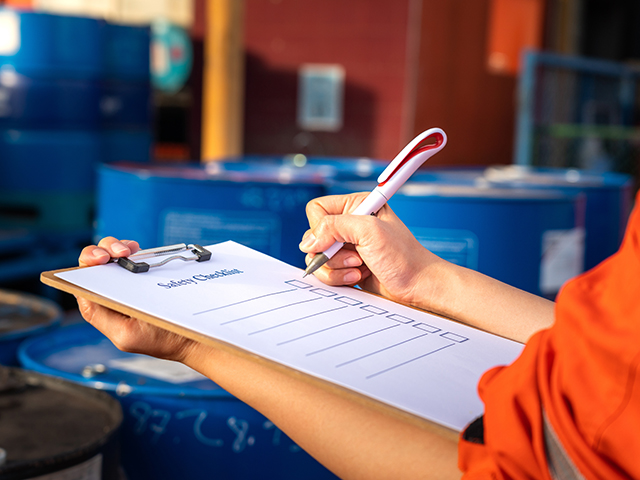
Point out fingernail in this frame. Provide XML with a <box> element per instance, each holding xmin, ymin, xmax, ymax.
<box><xmin>112</xmin><ymin>243</ymin><xmax>128</xmax><ymax>255</ymax></box>
<box><xmin>344</xmin><ymin>256</ymin><xmax>361</xmax><ymax>267</ymax></box>
<box><xmin>343</xmin><ymin>271</ymin><xmax>360</xmax><ymax>284</ymax></box>
<box><xmin>91</xmin><ymin>247</ymin><xmax>109</xmax><ymax>259</ymax></box>
<box><xmin>299</xmin><ymin>233</ymin><xmax>316</xmax><ymax>249</ymax></box>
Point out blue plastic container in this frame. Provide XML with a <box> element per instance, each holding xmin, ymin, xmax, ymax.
<box><xmin>0</xmin><ymin>9</ymin><xmax>105</xmax><ymax>79</ymax></box>
<box><xmin>0</xmin><ymin>289</ymin><xmax>62</xmax><ymax>365</ymax></box>
<box><xmin>104</xmin><ymin>23</ymin><xmax>150</xmax><ymax>82</ymax></box>
<box><xmin>0</xmin><ymin>73</ymin><xmax>100</xmax><ymax>128</ymax></box>
<box><xmin>18</xmin><ymin>323</ymin><xmax>337</xmax><ymax>480</ymax></box>
<box><xmin>96</xmin><ymin>163</ymin><xmax>328</xmax><ymax>267</ymax></box>
<box><xmin>482</xmin><ymin>166</ymin><xmax>633</xmax><ymax>270</ymax></box>
<box><xmin>330</xmin><ymin>180</ymin><xmax>584</xmax><ymax>297</ymax></box>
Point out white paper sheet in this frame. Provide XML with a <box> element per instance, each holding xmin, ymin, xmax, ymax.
<box><xmin>57</xmin><ymin>241</ymin><xmax>524</xmax><ymax>431</ymax></box>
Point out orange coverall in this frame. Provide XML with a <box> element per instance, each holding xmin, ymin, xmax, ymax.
<box><xmin>458</xmin><ymin>191</ymin><xmax>640</xmax><ymax>479</ymax></box>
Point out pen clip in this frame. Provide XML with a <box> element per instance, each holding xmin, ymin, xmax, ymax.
<box><xmin>377</xmin><ymin>128</ymin><xmax>447</xmax><ymax>186</ymax></box>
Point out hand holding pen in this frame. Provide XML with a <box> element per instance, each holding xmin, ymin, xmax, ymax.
<box><xmin>302</xmin><ymin>128</ymin><xmax>447</xmax><ymax>278</ymax></box>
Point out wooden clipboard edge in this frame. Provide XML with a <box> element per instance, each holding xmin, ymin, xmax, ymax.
<box><xmin>41</xmin><ymin>267</ymin><xmax>459</xmax><ymax>442</ymax></box>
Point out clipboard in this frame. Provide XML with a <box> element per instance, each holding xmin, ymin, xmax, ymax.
<box><xmin>41</xmin><ymin>241</ymin><xmax>523</xmax><ymax>441</ymax></box>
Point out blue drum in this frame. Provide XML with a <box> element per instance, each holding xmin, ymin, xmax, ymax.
<box><xmin>0</xmin><ymin>129</ymin><xmax>101</xmax><ymax>229</ymax></box>
<box><xmin>101</xmin><ymin>23</ymin><xmax>151</xmax><ymax>130</ymax></box>
<box><xmin>104</xmin><ymin>23</ymin><xmax>150</xmax><ymax>82</ymax></box>
<box><xmin>0</xmin><ymin>9</ymin><xmax>105</xmax><ymax>80</ymax></box>
<box><xmin>18</xmin><ymin>323</ymin><xmax>337</xmax><ymax>480</ymax></box>
<box><xmin>330</xmin><ymin>180</ymin><xmax>584</xmax><ymax>297</ymax></box>
<box><xmin>0</xmin><ymin>73</ymin><xmax>100</xmax><ymax>128</ymax></box>
<box><xmin>99</xmin><ymin>81</ymin><xmax>151</xmax><ymax>128</ymax></box>
<box><xmin>96</xmin><ymin>163</ymin><xmax>329</xmax><ymax>267</ymax></box>
<box><xmin>0</xmin><ymin>289</ymin><xmax>62</xmax><ymax>365</ymax></box>
<box><xmin>483</xmin><ymin>166</ymin><xmax>633</xmax><ymax>270</ymax></box>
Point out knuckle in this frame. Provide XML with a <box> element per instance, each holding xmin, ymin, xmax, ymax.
<box><xmin>305</xmin><ymin>198</ymin><xmax>316</xmax><ymax>215</ymax></box>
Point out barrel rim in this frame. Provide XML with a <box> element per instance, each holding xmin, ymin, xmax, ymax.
<box><xmin>0</xmin><ymin>289</ymin><xmax>63</xmax><ymax>341</ymax></box>
<box><xmin>18</xmin><ymin>323</ymin><xmax>237</xmax><ymax>399</ymax></box>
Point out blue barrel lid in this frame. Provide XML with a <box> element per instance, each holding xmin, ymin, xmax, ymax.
<box><xmin>100</xmin><ymin>161</ymin><xmax>332</xmax><ymax>186</ymax></box>
<box><xmin>226</xmin><ymin>154</ymin><xmax>389</xmax><ymax>181</ymax></box>
<box><xmin>18</xmin><ymin>322</ymin><xmax>234</xmax><ymax>398</ymax></box>
<box><xmin>482</xmin><ymin>165</ymin><xmax>632</xmax><ymax>190</ymax></box>
<box><xmin>396</xmin><ymin>182</ymin><xmax>574</xmax><ymax>201</ymax></box>
<box><xmin>332</xmin><ymin>179</ymin><xmax>575</xmax><ymax>202</ymax></box>
<box><xmin>0</xmin><ymin>9</ymin><xmax>105</xmax><ymax>79</ymax></box>
<box><xmin>414</xmin><ymin>167</ymin><xmax>486</xmax><ymax>185</ymax></box>
<box><xmin>0</xmin><ymin>289</ymin><xmax>62</xmax><ymax>341</ymax></box>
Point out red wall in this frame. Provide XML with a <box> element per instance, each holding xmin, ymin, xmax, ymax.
<box><xmin>243</xmin><ymin>0</ymin><xmax>517</xmax><ymax>166</ymax></box>
<box><xmin>243</xmin><ymin>0</ymin><xmax>414</xmax><ymax>160</ymax></box>
<box><xmin>414</xmin><ymin>0</ymin><xmax>517</xmax><ymax>167</ymax></box>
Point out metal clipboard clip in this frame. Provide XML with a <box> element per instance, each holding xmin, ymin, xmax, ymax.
<box><xmin>114</xmin><ymin>243</ymin><xmax>212</xmax><ymax>273</ymax></box>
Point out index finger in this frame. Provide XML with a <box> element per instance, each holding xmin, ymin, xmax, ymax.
<box><xmin>305</xmin><ymin>192</ymin><xmax>370</xmax><ymax>230</ymax></box>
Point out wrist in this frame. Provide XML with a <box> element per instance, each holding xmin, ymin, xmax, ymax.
<box><xmin>176</xmin><ymin>338</ymin><xmax>215</xmax><ymax>369</ymax></box>
<box><xmin>408</xmin><ymin>256</ymin><xmax>458</xmax><ymax>316</ymax></box>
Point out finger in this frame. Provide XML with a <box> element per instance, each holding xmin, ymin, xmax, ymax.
<box><xmin>305</xmin><ymin>193</ymin><xmax>370</xmax><ymax>230</ymax></box>
<box><xmin>307</xmin><ymin>263</ymin><xmax>363</xmax><ymax>286</ymax></box>
<box><xmin>121</xmin><ymin>240</ymin><xmax>140</xmax><ymax>255</ymax></box>
<box><xmin>79</xmin><ymin>239</ymin><xmax>140</xmax><ymax>267</ymax></box>
<box><xmin>79</xmin><ymin>245</ymin><xmax>111</xmax><ymax>267</ymax></box>
<box><xmin>97</xmin><ymin>236</ymin><xmax>136</xmax><ymax>258</ymax></box>
<box><xmin>306</xmin><ymin>249</ymin><xmax>362</xmax><ymax>269</ymax></box>
<box><xmin>299</xmin><ymin>227</ymin><xmax>360</xmax><ymax>256</ymax></box>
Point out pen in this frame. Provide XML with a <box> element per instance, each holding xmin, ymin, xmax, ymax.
<box><xmin>303</xmin><ymin>127</ymin><xmax>447</xmax><ymax>278</ymax></box>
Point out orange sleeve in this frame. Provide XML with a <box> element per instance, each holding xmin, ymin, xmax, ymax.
<box><xmin>459</xmin><ymin>190</ymin><xmax>640</xmax><ymax>479</ymax></box>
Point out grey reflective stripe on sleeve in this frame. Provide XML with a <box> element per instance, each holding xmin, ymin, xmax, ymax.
<box><xmin>543</xmin><ymin>410</ymin><xmax>586</xmax><ymax>480</ymax></box>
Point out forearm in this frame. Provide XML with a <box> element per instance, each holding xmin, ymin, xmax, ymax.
<box><xmin>418</xmin><ymin>261</ymin><xmax>555</xmax><ymax>343</ymax></box>
<box><xmin>183</xmin><ymin>343</ymin><xmax>461</xmax><ymax>480</ymax></box>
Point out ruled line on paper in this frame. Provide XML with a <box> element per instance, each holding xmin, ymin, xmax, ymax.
<box><xmin>219</xmin><ymin>297</ymin><xmax>322</xmax><ymax>325</ymax></box>
<box><xmin>335</xmin><ymin>332</ymin><xmax>431</xmax><ymax>368</ymax></box>
<box><xmin>193</xmin><ymin>288</ymin><xmax>297</xmax><ymax>316</ymax></box>
<box><xmin>305</xmin><ymin>324</ymin><xmax>400</xmax><ymax>357</ymax></box>
<box><xmin>276</xmin><ymin>314</ymin><xmax>374</xmax><ymax>346</ymax></box>
<box><xmin>365</xmin><ymin>343</ymin><xmax>455</xmax><ymax>379</ymax></box>
<box><xmin>248</xmin><ymin>305</ymin><xmax>348</xmax><ymax>336</ymax></box>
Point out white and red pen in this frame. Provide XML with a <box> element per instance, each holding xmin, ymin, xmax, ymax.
<box><xmin>303</xmin><ymin>127</ymin><xmax>447</xmax><ymax>277</ymax></box>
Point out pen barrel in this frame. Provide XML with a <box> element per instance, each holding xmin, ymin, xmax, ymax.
<box><xmin>323</xmin><ymin>242</ymin><xmax>344</xmax><ymax>259</ymax></box>
<box><xmin>351</xmin><ymin>188</ymin><xmax>388</xmax><ymax>216</ymax></box>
